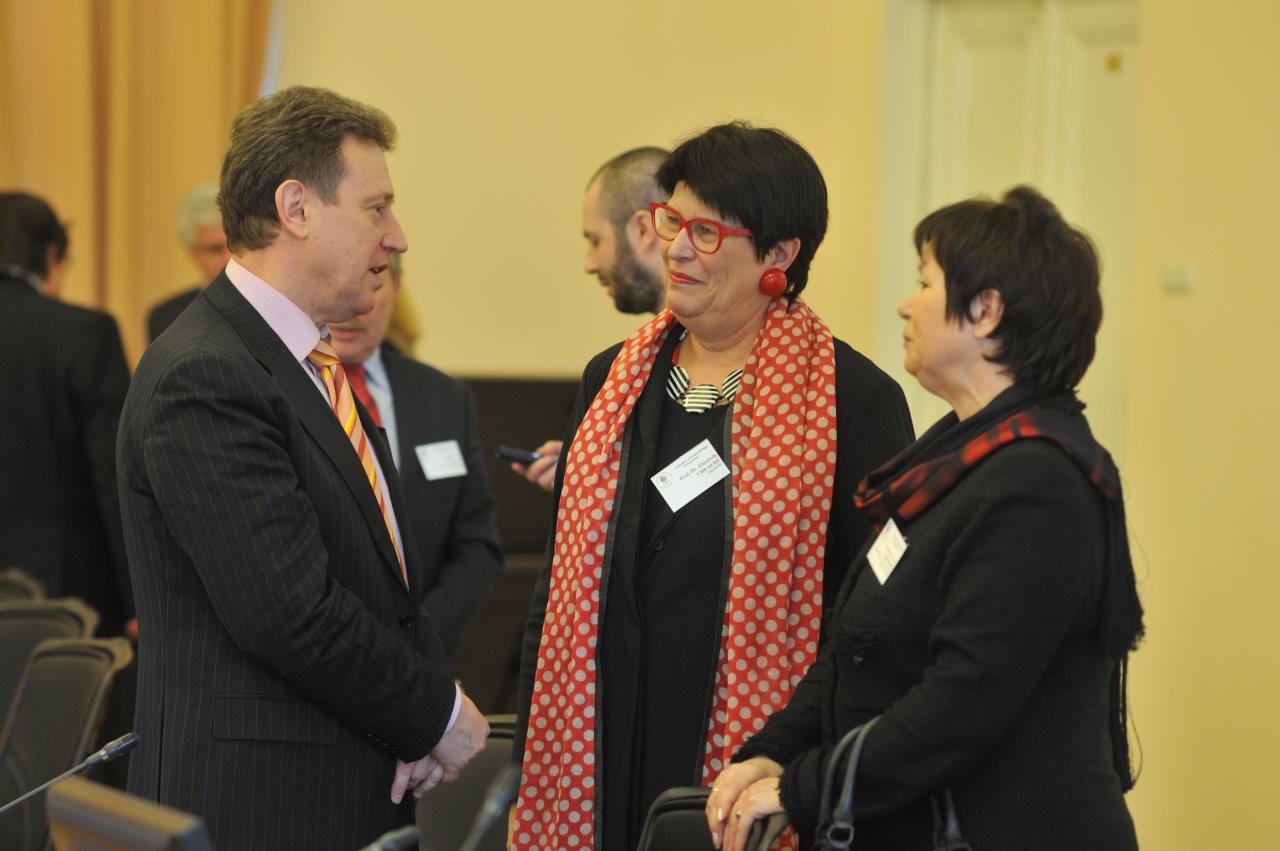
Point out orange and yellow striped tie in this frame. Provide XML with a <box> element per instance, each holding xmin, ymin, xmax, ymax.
<box><xmin>307</xmin><ymin>338</ymin><xmax>407</xmax><ymax>586</ymax></box>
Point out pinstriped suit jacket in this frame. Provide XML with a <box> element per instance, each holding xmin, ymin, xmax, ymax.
<box><xmin>118</xmin><ymin>274</ymin><xmax>457</xmax><ymax>849</ymax></box>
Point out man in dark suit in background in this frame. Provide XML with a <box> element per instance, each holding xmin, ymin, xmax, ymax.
<box><xmin>145</xmin><ymin>181</ymin><xmax>231</xmax><ymax>341</ymax></box>
<box><xmin>117</xmin><ymin>86</ymin><xmax>487</xmax><ymax>849</ymax></box>
<box><xmin>328</xmin><ymin>254</ymin><xmax>503</xmax><ymax>652</ymax></box>
<box><xmin>0</xmin><ymin>192</ymin><xmax>135</xmax><ymax>637</ymax></box>
<box><xmin>514</xmin><ymin>146</ymin><xmax>669</xmax><ymax>490</ymax></box>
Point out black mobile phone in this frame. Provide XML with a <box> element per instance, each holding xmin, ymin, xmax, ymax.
<box><xmin>496</xmin><ymin>445</ymin><xmax>541</xmax><ymax>466</ymax></box>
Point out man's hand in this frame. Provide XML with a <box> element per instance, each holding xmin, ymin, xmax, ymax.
<box><xmin>390</xmin><ymin>754</ymin><xmax>445</xmax><ymax>804</ymax></box>
<box><xmin>431</xmin><ymin>694</ymin><xmax>490</xmax><ymax>781</ymax></box>
<box><xmin>511</xmin><ymin>439</ymin><xmax>561</xmax><ymax>492</ymax></box>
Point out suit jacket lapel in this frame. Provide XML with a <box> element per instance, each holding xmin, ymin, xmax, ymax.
<box><xmin>362</xmin><ymin>396</ymin><xmax>425</xmax><ymax>599</ymax></box>
<box><xmin>380</xmin><ymin>345</ymin><xmax>426</xmax><ymax>468</ymax></box>
<box><xmin>203</xmin><ymin>275</ymin><xmax>408</xmax><ymax>591</ymax></box>
<box><xmin>378</xmin><ymin>345</ymin><xmax>430</xmax><ymax>598</ymax></box>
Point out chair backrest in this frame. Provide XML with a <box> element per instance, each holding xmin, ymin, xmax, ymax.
<box><xmin>0</xmin><ymin>600</ymin><xmax>99</xmax><ymax>729</ymax></box>
<box><xmin>637</xmin><ymin>786</ymin><xmax>789</xmax><ymax>851</ymax></box>
<box><xmin>416</xmin><ymin>714</ymin><xmax>516</xmax><ymax>851</ymax></box>
<box><xmin>637</xmin><ymin>787</ymin><xmax>717</xmax><ymax>851</ymax></box>
<box><xmin>0</xmin><ymin>637</ymin><xmax>133</xmax><ymax>851</ymax></box>
<box><xmin>47</xmin><ymin>775</ymin><xmax>214</xmax><ymax>850</ymax></box>
<box><xmin>0</xmin><ymin>569</ymin><xmax>44</xmax><ymax>602</ymax></box>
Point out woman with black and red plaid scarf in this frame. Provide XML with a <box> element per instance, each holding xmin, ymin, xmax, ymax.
<box><xmin>712</xmin><ymin>186</ymin><xmax>1144</xmax><ymax>851</ymax></box>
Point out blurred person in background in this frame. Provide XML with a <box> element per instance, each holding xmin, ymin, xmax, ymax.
<box><xmin>0</xmin><ymin>191</ymin><xmax>135</xmax><ymax>638</ymax></box>
<box><xmin>711</xmin><ymin>187</ymin><xmax>1143</xmax><ymax>851</ymax></box>
<box><xmin>512</xmin><ymin>146</ymin><xmax>669</xmax><ymax>491</ymax></box>
<box><xmin>511</xmin><ymin>123</ymin><xmax>913</xmax><ymax>850</ymax></box>
<box><xmin>146</xmin><ymin>181</ymin><xmax>231</xmax><ymax>340</ymax></box>
<box><xmin>328</xmin><ymin>253</ymin><xmax>503</xmax><ymax>652</ymax></box>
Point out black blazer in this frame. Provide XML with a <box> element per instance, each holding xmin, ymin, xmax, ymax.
<box><xmin>736</xmin><ymin>440</ymin><xmax>1138</xmax><ymax>850</ymax></box>
<box><xmin>0</xmin><ymin>273</ymin><xmax>133</xmax><ymax>633</ymax></box>
<box><xmin>146</xmin><ymin>286</ymin><xmax>200</xmax><ymax>342</ymax></box>
<box><xmin>117</xmin><ymin>274</ymin><xmax>458</xmax><ymax>850</ymax></box>
<box><xmin>381</xmin><ymin>344</ymin><xmax>503</xmax><ymax>651</ymax></box>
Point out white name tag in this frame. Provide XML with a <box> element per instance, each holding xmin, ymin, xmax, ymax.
<box><xmin>415</xmin><ymin>440</ymin><xmax>467</xmax><ymax>481</ymax></box>
<box><xmin>867</xmin><ymin>518</ymin><xmax>908</xmax><ymax>585</ymax></box>
<box><xmin>650</xmin><ymin>439</ymin><xmax>730</xmax><ymax>513</ymax></box>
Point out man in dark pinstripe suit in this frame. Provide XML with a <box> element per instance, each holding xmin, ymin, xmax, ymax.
<box><xmin>117</xmin><ymin>86</ymin><xmax>488</xmax><ymax>849</ymax></box>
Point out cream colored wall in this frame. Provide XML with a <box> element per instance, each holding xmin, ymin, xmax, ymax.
<box><xmin>1123</xmin><ymin>1</ymin><xmax>1280</xmax><ymax>846</ymax></box>
<box><xmin>278</xmin><ymin>0</ymin><xmax>1280</xmax><ymax>846</ymax></box>
<box><xmin>274</xmin><ymin>0</ymin><xmax>886</xmax><ymax>377</ymax></box>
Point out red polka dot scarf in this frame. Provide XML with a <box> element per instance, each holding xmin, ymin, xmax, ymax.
<box><xmin>513</xmin><ymin>298</ymin><xmax>837</xmax><ymax>849</ymax></box>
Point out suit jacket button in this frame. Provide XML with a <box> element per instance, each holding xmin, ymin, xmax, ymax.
<box><xmin>399</xmin><ymin>613</ymin><xmax>415</xmax><ymax>629</ymax></box>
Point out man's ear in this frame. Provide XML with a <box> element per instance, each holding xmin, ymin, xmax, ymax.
<box><xmin>766</xmin><ymin>237</ymin><xmax>802</xmax><ymax>273</ymax></box>
<box><xmin>275</xmin><ymin>179</ymin><xmax>309</xmax><ymax>239</ymax></box>
<box><xmin>628</xmin><ymin>208</ymin><xmax>657</xmax><ymax>252</ymax></box>
<box><xmin>968</xmin><ymin>288</ymin><xmax>1005</xmax><ymax>340</ymax></box>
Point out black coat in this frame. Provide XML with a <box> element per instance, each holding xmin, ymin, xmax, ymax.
<box><xmin>0</xmin><ymin>273</ymin><xmax>134</xmax><ymax>633</ymax></box>
<box><xmin>146</xmin><ymin>286</ymin><xmax>201</xmax><ymax>342</ymax></box>
<box><xmin>515</xmin><ymin>328</ymin><xmax>914</xmax><ymax>849</ymax></box>
<box><xmin>736</xmin><ymin>429</ymin><xmax>1138</xmax><ymax>849</ymax></box>
<box><xmin>118</xmin><ymin>274</ymin><xmax>458</xmax><ymax>850</ymax></box>
<box><xmin>380</xmin><ymin>344</ymin><xmax>503</xmax><ymax>651</ymax></box>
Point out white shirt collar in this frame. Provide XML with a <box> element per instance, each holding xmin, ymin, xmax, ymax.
<box><xmin>359</xmin><ymin>346</ymin><xmax>390</xmax><ymax>389</ymax></box>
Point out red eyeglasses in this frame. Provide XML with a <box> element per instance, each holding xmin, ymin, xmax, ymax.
<box><xmin>649</xmin><ymin>202</ymin><xmax>752</xmax><ymax>254</ymax></box>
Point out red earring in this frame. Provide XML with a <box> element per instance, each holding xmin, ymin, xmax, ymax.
<box><xmin>759</xmin><ymin>268</ymin><xmax>787</xmax><ymax>297</ymax></box>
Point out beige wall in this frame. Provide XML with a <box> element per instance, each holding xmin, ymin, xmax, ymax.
<box><xmin>1123</xmin><ymin>1</ymin><xmax>1280</xmax><ymax>846</ymax></box>
<box><xmin>227</xmin><ymin>0</ymin><xmax>1280</xmax><ymax>846</ymax></box>
<box><xmin>275</xmin><ymin>0</ymin><xmax>886</xmax><ymax>376</ymax></box>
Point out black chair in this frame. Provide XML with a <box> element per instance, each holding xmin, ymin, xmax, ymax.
<box><xmin>415</xmin><ymin>714</ymin><xmax>516</xmax><ymax>851</ymax></box>
<box><xmin>0</xmin><ymin>637</ymin><xmax>133</xmax><ymax>850</ymax></box>
<box><xmin>47</xmin><ymin>775</ymin><xmax>213</xmax><ymax>850</ymax></box>
<box><xmin>637</xmin><ymin>788</ymin><xmax>716</xmax><ymax>851</ymax></box>
<box><xmin>0</xmin><ymin>570</ymin><xmax>44</xmax><ymax>602</ymax></box>
<box><xmin>638</xmin><ymin>787</ymin><xmax>790</xmax><ymax>851</ymax></box>
<box><xmin>0</xmin><ymin>600</ymin><xmax>99</xmax><ymax>726</ymax></box>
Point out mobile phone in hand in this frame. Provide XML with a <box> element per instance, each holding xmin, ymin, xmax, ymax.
<box><xmin>496</xmin><ymin>445</ymin><xmax>540</xmax><ymax>466</ymax></box>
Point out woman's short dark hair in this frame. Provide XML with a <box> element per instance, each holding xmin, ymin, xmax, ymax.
<box><xmin>914</xmin><ymin>185</ymin><xmax>1102</xmax><ymax>391</ymax></box>
<box><xmin>656</xmin><ymin>122</ymin><xmax>828</xmax><ymax>299</ymax></box>
<box><xmin>218</xmin><ymin>86</ymin><xmax>397</xmax><ymax>253</ymax></box>
<box><xmin>0</xmin><ymin>192</ymin><xmax>68</xmax><ymax>277</ymax></box>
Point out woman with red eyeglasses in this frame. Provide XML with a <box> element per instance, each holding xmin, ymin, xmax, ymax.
<box><xmin>510</xmin><ymin>122</ymin><xmax>914</xmax><ymax>850</ymax></box>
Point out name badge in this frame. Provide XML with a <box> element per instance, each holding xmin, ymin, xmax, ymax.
<box><xmin>415</xmin><ymin>440</ymin><xmax>467</xmax><ymax>481</ymax></box>
<box><xmin>650</xmin><ymin>439</ymin><xmax>730</xmax><ymax>513</ymax></box>
<box><xmin>867</xmin><ymin>518</ymin><xmax>908</xmax><ymax>585</ymax></box>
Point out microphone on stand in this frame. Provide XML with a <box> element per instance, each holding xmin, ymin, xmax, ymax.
<box><xmin>0</xmin><ymin>732</ymin><xmax>139</xmax><ymax>817</ymax></box>
<box><xmin>458</xmin><ymin>764</ymin><xmax>520</xmax><ymax>851</ymax></box>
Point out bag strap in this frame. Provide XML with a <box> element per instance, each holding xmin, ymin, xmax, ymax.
<box><xmin>815</xmin><ymin>723</ymin><xmax>859</xmax><ymax>834</ymax></box>
<box><xmin>930</xmin><ymin>789</ymin><xmax>973</xmax><ymax>851</ymax></box>
<box><xmin>817</xmin><ymin>716</ymin><xmax>880</xmax><ymax>849</ymax></box>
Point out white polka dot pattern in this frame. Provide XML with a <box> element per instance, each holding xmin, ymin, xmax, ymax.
<box><xmin>512</xmin><ymin>300</ymin><xmax>836</xmax><ymax>850</ymax></box>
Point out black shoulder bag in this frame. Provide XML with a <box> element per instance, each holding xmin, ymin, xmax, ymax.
<box><xmin>814</xmin><ymin>716</ymin><xmax>972</xmax><ymax>851</ymax></box>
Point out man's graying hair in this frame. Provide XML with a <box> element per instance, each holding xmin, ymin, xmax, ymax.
<box><xmin>218</xmin><ymin>86</ymin><xmax>397</xmax><ymax>252</ymax></box>
<box><xmin>589</xmin><ymin>147</ymin><xmax>669</xmax><ymax>236</ymax></box>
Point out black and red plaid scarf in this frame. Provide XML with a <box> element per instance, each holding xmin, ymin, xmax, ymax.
<box><xmin>853</xmin><ymin>383</ymin><xmax>1144</xmax><ymax>789</ymax></box>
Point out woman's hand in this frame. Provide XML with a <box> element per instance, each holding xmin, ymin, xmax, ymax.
<box><xmin>706</xmin><ymin>757</ymin><xmax>783</xmax><ymax>849</ymax></box>
<box><xmin>720</xmin><ymin>777</ymin><xmax>783</xmax><ymax>851</ymax></box>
